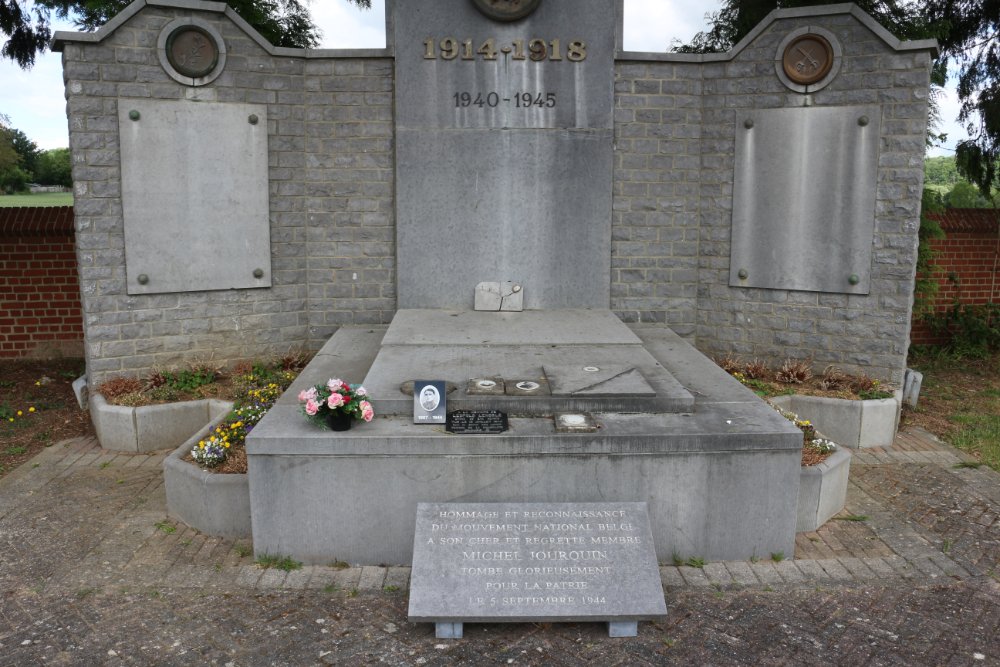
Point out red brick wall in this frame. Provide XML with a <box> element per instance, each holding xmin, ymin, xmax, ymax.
<box><xmin>912</xmin><ymin>209</ymin><xmax>1000</xmax><ymax>345</ymax></box>
<box><xmin>0</xmin><ymin>207</ymin><xmax>84</xmax><ymax>358</ymax></box>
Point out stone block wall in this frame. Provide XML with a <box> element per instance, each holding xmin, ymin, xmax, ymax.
<box><xmin>614</xmin><ymin>8</ymin><xmax>932</xmax><ymax>383</ymax></box>
<box><xmin>57</xmin><ymin>2</ymin><xmax>933</xmax><ymax>386</ymax></box>
<box><xmin>59</xmin><ymin>4</ymin><xmax>393</xmax><ymax>383</ymax></box>
<box><xmin>0</xmin><ymin>207</ymin><xmax>83</xmax><ymax>358</ymax></box>
<box><xmin>611</xmin><ymin>61</ymin><xmax>702</xmax><ymax>335</ymax></box>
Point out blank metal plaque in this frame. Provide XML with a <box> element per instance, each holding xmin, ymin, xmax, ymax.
<box><xmin>730</xmin><ymin>106</ymin><xmax>880</xmax><ymax>294</ymax></box>
<box><xmin>119</xmin><ymin>100</ymin><xmax>271</xmax><ymax>295</ymax></box>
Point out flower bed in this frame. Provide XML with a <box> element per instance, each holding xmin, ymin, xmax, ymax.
<box><xmin>164</xmin><ymin>409</ymin><xmax>251</xmax><ymax>538</ymax></box>
<box><xmin>717</xmin><ymin>356</ymin><xmax>900</xmax><ymax>449</ymax></box>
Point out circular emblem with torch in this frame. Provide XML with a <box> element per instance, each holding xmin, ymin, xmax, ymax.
<box><xmin>471</xmin><ymin>0</ymin><xmax>543</xmax><ymax>22</ymax></box>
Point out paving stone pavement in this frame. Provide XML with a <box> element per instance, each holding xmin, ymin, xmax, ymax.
<box><xmin>0</xmin><ymin>429</ymin><xmax>998</xmax><ymax>665</ymax></box>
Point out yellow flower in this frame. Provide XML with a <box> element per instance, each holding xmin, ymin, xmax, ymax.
<box><xmin>16</xmin><ymin>411</ymin><xmax>23</xmax><ymax>416</ymax></box>
<box><xmin>28</xmin><ymin>407</ymin><xmax>35</xmax><ymax>413</ymax></box>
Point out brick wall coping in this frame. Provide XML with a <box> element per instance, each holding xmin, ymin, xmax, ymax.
<box><xmin>0</xmin><ymin>206</ymin><xmax>75</xmax><ymax>237</ymax></box>
<box><xmin>926</xmin><ymin>209</ymin><xmax>1000</xmax><ymax>234</ymax></box>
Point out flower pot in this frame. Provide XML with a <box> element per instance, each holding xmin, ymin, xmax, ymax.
<box><xmin>326</xmin><ymin>411</ymin><xmax>353</xmax><ymax>432</ymax></box>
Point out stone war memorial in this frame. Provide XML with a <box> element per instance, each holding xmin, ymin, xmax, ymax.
<box><xmin>56</xmin><ymin>0</ymin><xmax>935</xmax><ymax>636</ymax></box>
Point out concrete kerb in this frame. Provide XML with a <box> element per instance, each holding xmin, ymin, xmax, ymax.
<box><xmin>90</xmin><ymin>393</ymin><xmax>232</xmax><ymax>453</ymax></box>
<box><xmin>797</xmin><ymin>448</ymin><xmax>852</xmax><ymax>532</ymax></box>
<box><xmin>163</xmin><ymin>400</ymin><xmax>250</xmax><ymax>539</ymax></box>
<box><xmin>770</xmin><ymin>394</ymin><xmax>901</xmax><ymax>449</ymax></box>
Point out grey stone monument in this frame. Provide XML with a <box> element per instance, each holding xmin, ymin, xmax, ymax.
<box><xmin>394</xmin><ymin>0</ymin><xmax>615</xmax><ymax>310</ymax></box>
<box><xmin>246</xmin><ymin>0</ymin><xmax>804</xmax><ymax>572</ymax></box>
<box><xmin>50</xmin><ymin>0</ymin><xmax>935</xmax><ymax>584</ymax></box>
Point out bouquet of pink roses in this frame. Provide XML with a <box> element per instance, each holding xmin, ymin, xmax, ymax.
<box><xmin>298</xmin><ymin>378</ymin><xmax>374</xmax><ymax>431</ymax></box>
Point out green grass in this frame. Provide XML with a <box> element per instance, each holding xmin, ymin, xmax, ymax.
<box><xmin>833</xmin><ymin>514</ymin><xmax>869</xmax><ymax>522</ymax></box>
<box><xmin>950</xmin><ymin>412</ymin><xmax>1000</xmax><ymax>471</ymax></box>
<box><xmin>255</xmin><ymin>554</ymin><xmax>302</xmax><ymax>571</ymax></box>
<box><xmin>154</xmin><ymin>521</ymin><xmax>176</xmax><ymax>534</ymax></box>
<box><xmin>0</xmin><ymin>192</ymin><xmax>72</xmax><ymax>207</ymax></box>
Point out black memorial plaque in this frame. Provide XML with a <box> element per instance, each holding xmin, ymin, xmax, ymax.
<box><xmin>446</xmin><ymin>410</ymin><xmax>508</xmax><ymax>434</ymax></box>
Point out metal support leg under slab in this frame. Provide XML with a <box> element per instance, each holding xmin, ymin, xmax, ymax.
<box><xmin>436</xmin><ymin>622</ymin><xmax>463</xmax><ymax>639</ymax></box>
<box><xmin>608</xmin><ymin>621</ymin><xmax>637</xmax><ymax>637</ymax></box>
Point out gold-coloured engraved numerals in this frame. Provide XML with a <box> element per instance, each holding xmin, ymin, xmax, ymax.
<box><xmin>424</xmin><ymin>38</ymin><xmax>586</xmax><ymax>62</ymax></box>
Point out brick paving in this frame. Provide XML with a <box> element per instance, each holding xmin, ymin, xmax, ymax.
<box><xmin>0</xmin><ymin>430</ymin><xmax>998</xmax><ymax>665</ymax></box>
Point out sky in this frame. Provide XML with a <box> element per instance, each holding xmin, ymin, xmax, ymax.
<box><xmin>0</xmin><ymin>0</ymin><xmax>965</xmax><ymax>156</ymax></box>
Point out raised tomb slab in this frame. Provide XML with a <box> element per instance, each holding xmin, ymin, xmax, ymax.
<box><xmin>362</xmin><ymin>310</ymin><xmax>694</xmax><ymax>415</ymax></box>
<box><xmin>247</xmin><ymin>311</ymin><xmax>802</xmax><ymax>566</ymax></box>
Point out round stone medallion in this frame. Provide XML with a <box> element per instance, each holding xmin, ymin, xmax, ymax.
<box><xmin>781</xmin><ymin>34</ymin><xmax>834</xmax><ymax>86</ymax></box>
<box><xmin>471</xmin><ymin>0</ymin><xmax>543</xmax><ymax>22</ymax></box>
<box><xmin>165</xmin><ymin>25</ymin><xmax>220</xmax><ymax>79</ymax></box>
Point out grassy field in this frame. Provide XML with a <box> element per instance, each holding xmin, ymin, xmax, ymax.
<box><xmin>905</xmin><ymin>350</ymin><xmax>1000</xmax><ymax>472</ymax></box>
<box><xmin>0</xmin><ymin>192</ymin><xmax>73</xmax><ymax>207</ymax></box>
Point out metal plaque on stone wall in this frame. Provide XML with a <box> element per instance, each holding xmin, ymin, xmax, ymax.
<box><xmin>730</xmin><ymin>105</ymin><xmax>880</xmax><ymax>295</ymax></box>
<box><xmin>119</xmin><ymin>100</ymin><xmax>271</xmax><ymax>295</ymax></box>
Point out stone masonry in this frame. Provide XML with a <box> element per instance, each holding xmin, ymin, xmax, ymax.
<box><xmin>613</xmin><ymin>6</ymin><xmax>933</xmax><ymax>383</ymax></box>
<box><xmin>55</xmin><ymin>2</ymin><xmax>935</xmax><ymax>386</ymax></box>
<box><xmin>57</xmin><ymin>2</ymin><xmax>394</xmax><ymax>383</ymax></box>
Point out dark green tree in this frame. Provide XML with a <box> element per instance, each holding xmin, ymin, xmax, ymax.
<box><xmin>0</xmin><ymin>117</ymin><xmax>30</xmax><ymax>193</ymax></box>
<box><xmin>944</xmin><ymin>180</ymin><xmax>992</xmax><ymax>208</ymax></box>
<box><xmin>2</xmin><ymin>0</ymin><xmax>372</xmax><ymax>67</ymax></box>
<box><xmin>34</xmin><ymin>147</ymin><xmax>71</xmax><ymax>187</ymax></box>
<box><xmin>7</xmin><ymin>126</ymin><xmax>38</xmax><ymax>177</ymax></box>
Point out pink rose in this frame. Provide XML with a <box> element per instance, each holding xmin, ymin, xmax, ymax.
<box><xmin>298</xmin><ymin>387</ymin><xmax>317</xmax><ymax>403</ymax></box>
<box><xmin>327</xmin><ymin>378</ymin><xmax>344</xmax><ymax>392</ymax></box>
<box><xmin>355</xmin><ymin>386</ymin><xmax>368</xmax><ymax>397</ymax></box>
<box><xmin>304</xmin><ymin>399</ymin><xmax>320</xmax><ymax>416</ymax></box>
<box><xmin>327</xmin><ymin>393</ymin><xmax>345</xmax><ymax>409</ymax></box>
<box><xmin>360</xmin><ymin>400</ymin><xmax>374</xmax><ymax>422</ymax></box>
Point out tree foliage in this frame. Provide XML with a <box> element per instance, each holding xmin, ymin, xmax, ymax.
<box><xmin>674</xmin><ymin>1</ymin><xmax>928</xmax><ymax>54</ymax></box>
<box><xmin>2</xmin><ymin>0</ymin><xmax>372</xmax><ymax>67</ymax></box>
<box><xmin>0</xmin><ymin>1</ymin><xmax>51</xmax><ymax>67</ymax></box>
<box><xmin>930</xmin><ymin>1</ymin><xmax>1000</xmax><ymax>197</ymax></box>
<box><xmin>34</xmin><ymin>147</ymin><xmax>71</xmax><ymax>187</ymax></box>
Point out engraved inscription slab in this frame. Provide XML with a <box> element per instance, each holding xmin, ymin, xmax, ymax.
<box><xmin>409</xmin><ymin>503</ymin><xmax>666</xmax><ymax>633</ymax></box>
<box><xmin>446</xmin><ymin>410</ymin><xmax>509</xmax><ymax>434</ymax></box>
